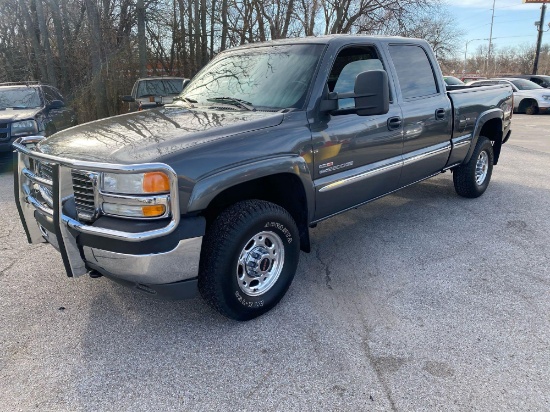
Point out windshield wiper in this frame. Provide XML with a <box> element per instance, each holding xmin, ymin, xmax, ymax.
<box><xmin>207</xmin><ymin>97</ymin><xmax>255</xmax><ymax>111</ymax></box>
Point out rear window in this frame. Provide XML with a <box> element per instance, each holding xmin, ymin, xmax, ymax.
<box><xmin>510</xmin><ymin>79</ymin><xmax>543</xmax><ymax>90</ymax></box>
<box><xmin>136</xmin><ymin>79</ymin><xmax>184</xmax><ymax>98</ymax></box>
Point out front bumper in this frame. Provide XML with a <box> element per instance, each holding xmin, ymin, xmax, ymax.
<box><xmin>13</xmin><ymin>136</ymin><xmax>203</xmax><ymax>298</ymax></box>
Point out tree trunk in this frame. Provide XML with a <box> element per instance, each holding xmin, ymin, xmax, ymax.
<box><xmin>137</xmin><ymin>0</ymin><xmax>147</xmax><ymax>77</ymax></box>
<box><xmin>47</xmin><ymin>0</ymin><xmax>69</xmax><ymax>93</ymax></box>
<box><xmin>220</xmin><ymin>0</ymin><xmax>228</xmax><ymax>51</ymax></box>
<box><xmin>19</xmin><ymin>0</ymin><xmax>47</xmax><ymax>81</ymax></box>
<box><xmin>84</xmin><ymin>0</ymin><xmax>109</xmax><ymax>118</ymax></box>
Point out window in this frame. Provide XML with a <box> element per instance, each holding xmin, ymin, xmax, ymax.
<box><xmin>183</xmin><ymin>44</ymin><xmax>324</xmax><ymax>109</ymax></box>
<box><xmin>327</xmin><ymin>46</ymin><xmax>385</xmax><ymax>109</ymax></box>
<box><xmin>389</xmin><ymin>45</ymin><xmax>438</xmax><ymax>99</ymax></box>
<box><xmin>42</xmin><ymin>86</ymin><xmax>57</xmax><ymax>104</ymax></box>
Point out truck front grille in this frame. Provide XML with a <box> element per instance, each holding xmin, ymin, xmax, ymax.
<box><xmin>71</xmin><ymin>170</ymin><xmax>97</xmax><ymax>222</ymax></box>
<box><xmin>33</xmin><ymin>160</ymin><xmax>54</xmax><ymax>207</ymax></box>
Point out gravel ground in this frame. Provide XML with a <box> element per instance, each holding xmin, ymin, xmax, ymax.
<box><xmin>0</xmin><ymin>115</ymin><xmax>549</xmax><ymax>411</ymax></box>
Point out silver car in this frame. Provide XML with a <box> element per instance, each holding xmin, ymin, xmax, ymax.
<box><xmin>470</xmin><ymin>78</ymin><xmax>550</xmax><ymax>115</ymax></box>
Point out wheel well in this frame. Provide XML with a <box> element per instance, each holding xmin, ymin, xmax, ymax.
<box><xmin>202</xmin><ymin>174</ymin><xmax>311</xmax><ymax>253</ymax></box>
<box><xmin>479</xmin><ymin>118</ymin><xmax>503</xmax><ymax>165</ymax></box>
<box><xmin>518</xmin><ymin>98</ymin><xmax>537</xmax><ymax>112</ymax></box>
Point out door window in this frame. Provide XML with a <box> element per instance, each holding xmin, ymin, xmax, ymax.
<box><xmin>389</xmin><ymin>45</ymin><xmax>438</xmax><ymax>99</ymax></box>
<box><xmin>327</xmin><ymin>46</ymin><xmax>386</xmax><ymax>110</ymax></box>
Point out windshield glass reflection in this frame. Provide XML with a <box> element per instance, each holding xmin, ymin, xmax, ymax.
<box><xmin>0</xmin><ymin>87</ymin><xmax>42</xmax><ymax>109</ymax></box>
<box><xmin>181</xmin><ymin>44</ymin><xmax>325</xmax><ymax>110</ymax></box>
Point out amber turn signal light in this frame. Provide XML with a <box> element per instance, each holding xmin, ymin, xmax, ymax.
<box><xmin>141</xmin><ymin>204</ymin><xmax>166</xmax><ymax>217</ymax></box>
<box><xmin>142</xmin><ymin>172</ymin><xmax>170</xmax><ymax>193</ymax></box>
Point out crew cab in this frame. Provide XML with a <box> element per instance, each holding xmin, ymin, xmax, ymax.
<box><xmin>13</xmin><ymin>36</ymin><xmax>512</xmax><ymax>320</ymax></box>
<box><xmin>0</xmin><ymin>82</ymin><xmax>77</xmax><ymax>152</ymax></box>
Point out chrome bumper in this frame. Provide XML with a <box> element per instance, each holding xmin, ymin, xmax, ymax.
<box><xmin>13</xmin><ymin>136</ymin><xmax>202</xmax><ymax>283</ymax></box>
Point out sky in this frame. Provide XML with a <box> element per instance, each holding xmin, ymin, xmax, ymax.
<box><xmin>446</xmin><ymin>0</ymin><xmax>548</xmax><ymax>57</ymax></box>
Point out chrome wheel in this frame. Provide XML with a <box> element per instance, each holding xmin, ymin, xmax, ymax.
<box><xmin>475</xmin><ymin>150</ymin><xmax>489</xmax><ymax>185</ymax></box>
<box><xmin>236</xmin><ymin>231</ymin><xmax>285</xmax><ymax>297</ymax></box>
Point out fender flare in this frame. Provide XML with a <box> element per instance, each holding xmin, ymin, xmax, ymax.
<box><xmin>463</xmin><ymin>108</ymin><xmax>503</xmax><ymax>165</ymax></box>
<box><xmin>187</xmin><ymin>155</ymin><xmax>315</xmax><ymax>222</ymax></box>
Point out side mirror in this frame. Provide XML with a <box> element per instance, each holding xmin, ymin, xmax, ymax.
<box><xmin>121</xmin><ymin>95</ymin><xmax>135</xmax><ymax>102</ymax></box>
<box><xmin>320</xmin><ymin>70</ymin><xmax>390</xmax><ymax>116</ymax></box>
<box><xmin>182</xmin><ymin>79</ymin><xmax>191</xmax><ymax>90</ymax></box>
<box><xmin>48</xmin><ymin>100</ymin><xmax>64</xmax><ymax>110</ymax></box>
<box><xmin>353</xmin><ymin>70</ymin><xmax>389</xmax><ymax>116</ymax></box>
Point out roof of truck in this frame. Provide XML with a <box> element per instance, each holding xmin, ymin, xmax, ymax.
<box><xmin>222</xmin><ymin>35</ymin><xmax>426</xmax><ymax>52</ymax></box>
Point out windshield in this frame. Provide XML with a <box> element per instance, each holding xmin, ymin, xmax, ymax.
<box><xmin>444</xmin><ymin>76</ymin><xmax>464</xmax><ymax>85</ymax></box>
<box><xmin>0</xmin><ymin>87</ymin><xmax>42</xmax><ymax>109</ymax></box>
<box><xmin>136</xmin><ymin>79</ymin><xmax>184</xmax><ymax>98</ymax></box>
<box><xmin>511</xmin><ymin>79</ymin><xmax>543</xmax><ymax>90</ymax></box>
<box><xmin>181</xmin><ymin>44</ymin><xmax>325</xmax><ymax>110</ymax></box>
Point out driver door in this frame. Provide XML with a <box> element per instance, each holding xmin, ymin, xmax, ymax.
<box><xmin>311</xmin><ymin>45</ymin><xmax>403</xmax><ymax>220</ymax></box>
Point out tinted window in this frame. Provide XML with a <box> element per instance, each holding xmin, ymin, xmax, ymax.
<box><xmin>389</xmin><ymin>45</ymin><xmax>438</xmax><ymax>99</ymax></box>
<box><xmin>444</xmin><ymin>76</ymin><xmax>464</xmax><ymax>86</ymax></box>
<box><xmin>510</xmin><ymin>79</ymin><xmax>542</xmax><ymax>90</ymax></box>
<box><xmin>137</xmin><ymin>79</ymin><xmax>185</xmax><ymax>98</ymax></box>
<box><xmin>43</xmin><ymin>86</ymin><xmax>57</xmax><ymax>104</ymax></box>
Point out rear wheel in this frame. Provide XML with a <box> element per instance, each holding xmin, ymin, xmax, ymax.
<box><xmin>453</xmin><ymin>136</ymin><xmax>494</xmax><ymax>198</ymax></box>
<box><xmin>198</xmin><ymin>200</ymin><xmax>300</xmax><ymax>321</ymax></box>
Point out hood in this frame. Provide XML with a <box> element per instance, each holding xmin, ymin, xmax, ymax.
<box><xmin>0</xmin><ymin>108</ymin><xmax>40</xmax><ymax>122</ymax></box>
<box><xmin>38</xmin><ymin>106</ymin><xmax>284</xmax><ymax>163</ymax></box>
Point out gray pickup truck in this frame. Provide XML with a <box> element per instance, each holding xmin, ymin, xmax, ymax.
<box><xmin>13</xmin><ymin>36</ymin><xmax>512</xmax><ymax>320</ymax></box>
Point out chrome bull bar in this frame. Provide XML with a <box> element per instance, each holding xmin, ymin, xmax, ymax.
<box><xmin>13</xmin><ymin>136</ymin><xmax>181</xmax><ymax>277</ymax></box>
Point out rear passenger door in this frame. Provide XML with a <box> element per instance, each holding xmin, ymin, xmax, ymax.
<box><xmin>387</xmin><ymin>44</ymin><xmax>452</xmax><ymax>187</ymax></box>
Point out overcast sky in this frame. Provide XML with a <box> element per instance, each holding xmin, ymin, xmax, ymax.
<box><xmin>445</xmin><ymin>0</ymin><xmax>547</xmax><ymax>56</ymax></box>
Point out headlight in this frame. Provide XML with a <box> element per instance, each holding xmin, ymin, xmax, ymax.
<box><xmin>100</xmin><ymin>171</ymin><xmax>170</xmax><ymax>219</ymax></box>
<box><xmin>102</xmin><ymin>171</ymin><xmax>170</xmax><ymax>194</ymax></box>
<box><xmin>11</xmin><ymin>120</ymin><xmax>38</xmax><ymax>137</ymax></box>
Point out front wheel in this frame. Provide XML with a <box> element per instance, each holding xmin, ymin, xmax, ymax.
<box><xmin>198</xmin><ymin>200</ymin><xmax>300</xmax><ymax>321</ymax></box>
<box><xmin>453</xmin><ymin>136</ymin><xmax>494</xmax><ymax>198</ymax></box>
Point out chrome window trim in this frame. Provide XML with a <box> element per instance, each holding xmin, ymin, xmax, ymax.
<box><xmin>13</xmin><ymin>136</ymin><xmax>180</xmax><ymax>242</ymax></box>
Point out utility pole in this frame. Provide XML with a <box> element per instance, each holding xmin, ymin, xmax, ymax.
<box><xmin>533</xmin><ymin>3</ymin><xmax>547</xmax><ymax>74</ymax></box>
<box><xmin>485</xmin><ymin>0</ymin><xmax>496</xmax><ymax>75</ymax></box>
<box><xmin>464</xmin><ymin>38</ymin><xmax>489</xmax><ymax>75</ymax></box>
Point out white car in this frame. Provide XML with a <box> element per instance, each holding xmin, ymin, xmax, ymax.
<box><xmin>470</xmin><ymin>78</ymin><xmax>550</xmax><ymax>115</ymax></box>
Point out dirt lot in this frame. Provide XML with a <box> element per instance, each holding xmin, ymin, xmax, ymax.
<box><xmin>1</xmin><ymin>114</ymin><xmax>549</xmax><ymax>411</ymax></box>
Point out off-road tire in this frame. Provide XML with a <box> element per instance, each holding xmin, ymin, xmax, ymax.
<box><xmin>453</xmin><ymin>136</ymin><xmax>494</xmax><ymax>198</ymax></box>
<box><xmin>198</xmin><ymin>200</ymin><xmax>300</xmax><ymax>321</ymax></box>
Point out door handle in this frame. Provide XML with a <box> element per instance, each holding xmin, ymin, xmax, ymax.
<box><xmin>435</xmin><ymin>108</ymin><xmax>446</xmax><ymax>120</ymax></box>
<box><xmin>387</xmin><ymin>116</ymin><xmax>402</xmax><ymax>131</ymax></box>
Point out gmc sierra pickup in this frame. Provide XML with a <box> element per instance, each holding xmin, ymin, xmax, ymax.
<box><xmin>13</xmin><ymin>36</ymin><xmax>512</xmax><ymax>320</ymax></box>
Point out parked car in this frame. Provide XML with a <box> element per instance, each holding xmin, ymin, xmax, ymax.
<box><xmin>13</xmin><ymin>36</ymin><xmax>512</xmax><ymax>320</ymax></box>
<box><xmin>461</xmin><ymin>76</ymin><xmax>487</xmax><ymax>84</ymax></box>
<box><xmin>503</xmin><ymin>74</ymin><xmax>550</xmax><ymax>88</ymax></box>
<box><xmin>121</xmin><ymin>77</ymin><xmax>190</xmax><ymax>111</ymax></box>
<box><xmin>470</xmin><ymin>78</ymin><xmax>550</xmax><ymax>114</ymax></box>
<box><xmin>0</xmin><ymin>82</ymin><xmax>77</xmax><ymax>152</ymax></box>
<box><xmin>444</xmin><ymin>76</ymin><xmax>465</xmax><ymax>86</ymax></box>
